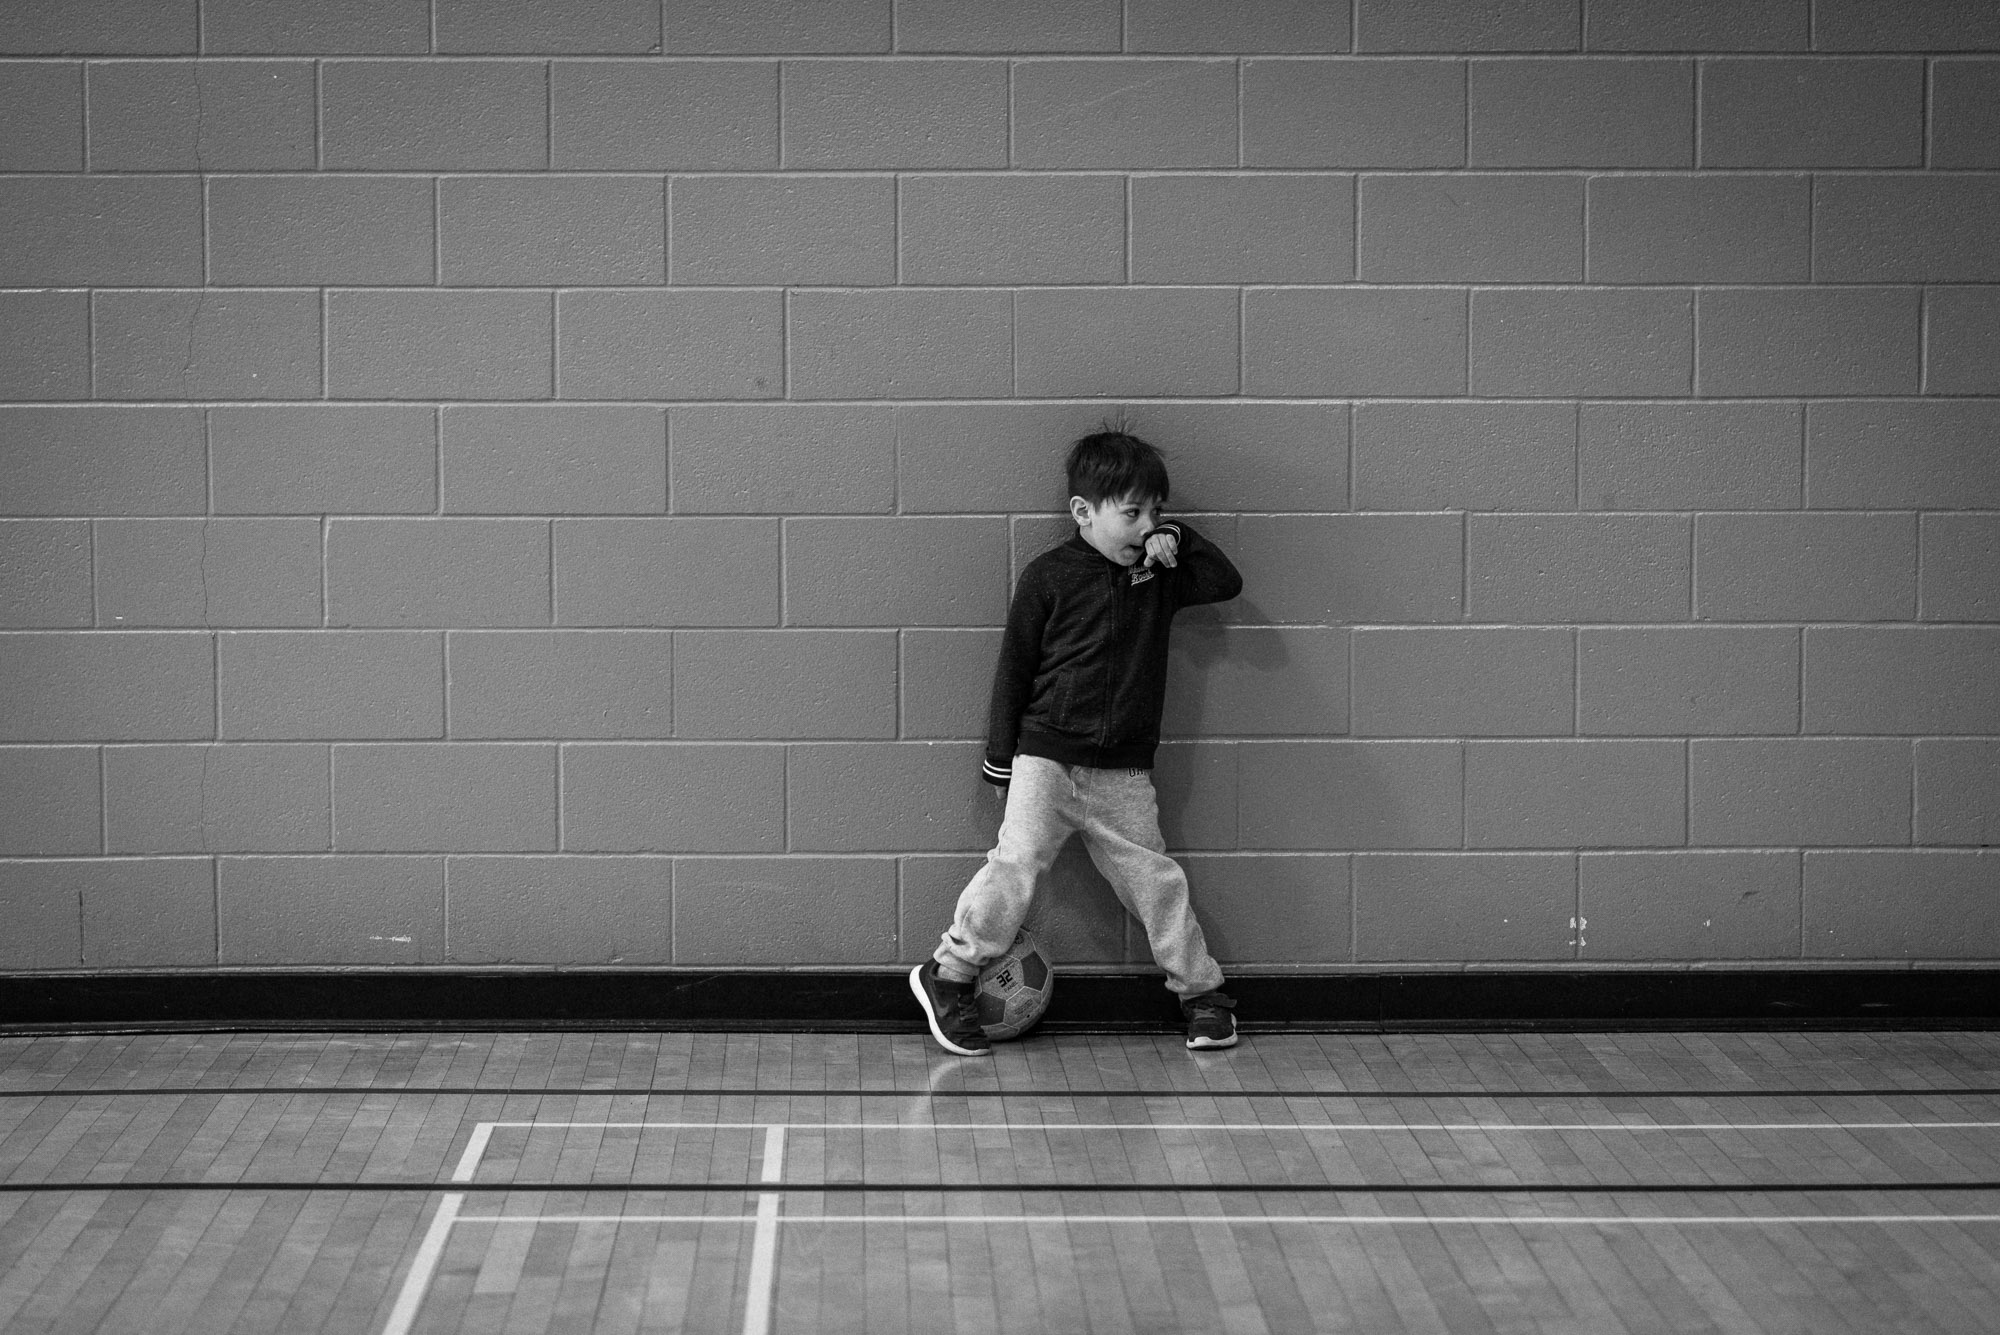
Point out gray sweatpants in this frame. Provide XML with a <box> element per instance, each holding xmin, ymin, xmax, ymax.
<box><xmin>933</xmin><ymin>754</ymin><xmax>1225</xmax><ymax>997</ymax></box>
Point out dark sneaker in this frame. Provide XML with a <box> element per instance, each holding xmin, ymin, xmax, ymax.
<box><xmin>910</xmin><ymin>962</ymin><xmax>992</xmax><ymax>1056</ymax></box>
<box><xmin>1182</xmin><ymin>991</ymin><xmax>1238</xmax><ymax>1050</ymax></box>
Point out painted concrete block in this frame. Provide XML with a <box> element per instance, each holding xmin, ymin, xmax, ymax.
<box><xmin>1470</xmin><ymin>289</ymin><xmax>1692</xmax><ymax>396</ymax></box>
<box><xmin>0</xmin><ymin>521</ymin><xmax>90</xmax><ymax>628</ymax></box>
<box><xmin>0</xmin><ymin>61</ymin><xmax>82</xmax><ymax>170</ymax></box>
<box><xmin>901</xmin><ymin>174</ymin><xmax>1123</xmax><ymax>285</ymax></box>
<box><xmin>1357</xmin><ymin>0</ymin><xmax>1578</xmax><ymax>50</ymax></box>
<box><xmin>1805</xmin><ymin>628</ymin><xmax>2000</xmax><ymax>735</ymax></box>
<box><xmin>898</xmin><ymin>848</ymin><xmax>1134</xmax><ymax>967</ymax></box>
<box><xmin>1807</xmin><ymin>402</ymin><xmax>2000</xmax><ymax>509</ymax></box>
<box><xmin>1916</xmin><ymin>740</ymin><xmax>2000</xmax><ymax>848</ymax></box>
<box><xmin>674</xmin><ymin>175</ymin><xmax>894</xmax><ymax>285</ymax></box>
<box><xmin>211</xmin><ymin>406</ymin><xmax>435</xmax><ymax>515</ymax></box>
<box><xmin>1151</xmin><ymin>740</ymin><xmax>1238</xmax><ymax>850</ymax></box>
<box><xmin>672</xmin><ymin>405</ymin><xmax>893</xmax><ymax>515</ymax></box>
<box><xmin>1469</xmin><ymin>514</ymin><xmax>1691</xmax><ymax>623</ymax></box>
<box><xmin>895</xmin><ymin>402</ymin><xmax>1114</xmax><ymax>514</ymax></box>
<box><xmin>208</xmin><ymin>176</ymin><xmax>434</xmax><ymax>286</ymax></box>
<box><xmin>8</xmin><ymin>0</ymin><xmax>195</xmax><ymax>56</ymax></box>
<box><xmin>1466</xmin><ymin>740</ymin><xmax>1685</xmax><ymax>849</ymax></box>
<box><xmin>0</xmin><ymin>177</ymin><xmax>202</xmax><ymax>285</ymax></box>
<box><xmin>441</xmin><ymin>176</ymin><xmax>664</xmax><ymax>285</ymax></box>
<box><xmin>202</xmin><ymin>0</ymin><xmax>430</xmax><ymax>54</ymax></box>
<box><xmin>1131</xmin><ymin>0</ymin><xmax>1351</xmax><ymax>52</ymax></box>
<box><xmin>219</xmin><ymin>855</ymin><xmax>442</xmax><ymax>964</ymax></box>
<box><xmin>87</xmin><ymin>60</ymin><xmax>314</xmax><ymax>170</ymax></box>
<box><xmin>1584</xmin><ymin>0</ymin><xmax>1807</xmax><ymax>50</ymax></box>
<box><xmin>782</xmin><ymin>60</ymin><xmax>1006</xmax><ymax>168</ymax></box>
<box><xmin>217</xmin><ymin>631</ymin><xmax>442</xmax><ymax>741</ymax></box>
<box><xmin>786</xmin><ymin>517</ymin><xmax>1009</xmax><ymax>627</ymax></box>
<box><xmin>1701</xmin><ymin>58</ymin><xmax>1922</xmax><ymax>167</ymax></box>
<box><xmin>104</xmin><ymin>742</ymin><xmax>329</xmax><ymax>853</ymax></box>
<box><xmin>446</xmin><ymin>630</ymin><xmax>674</xmax><ymax>739</ymax></box>
<box><xmin>1922</xmin><ymin>514</ymin><xmax>2000</xmax><ymax>622</ymax></box>
<box><xmin>77</xmin><ymin>857</ymin><xmax>214</xmax><ymax>966</ymax></box>
<box><xmin>1695</xmin><ymin>288</ymin><xmax>1919</xmax><ymax>396</ymax></box>
<box><xmin>552</xmin><ymin>61</ymin><xmax>777</xmax><ymax>169</ymax></box>
<box><xmin>1814</xmin><ymin>0</ymin><xmax>2000</xmax><ymax>50</ymax></box>
<box><xmin>1804</xmin><ymin>850</ymin><xmax>1998</xmax><ymax>959</ymax></box>
<box><xmin>1587</xmin><ymin>175</ymin><xmax>1808</xmax><ymax>283</ymax></box>
<box><xmin>1244</xmin><ymin>288</ymin><xmax>1465</xmax><ymax>396</ymax></box>
<box><xmin>554</xmin><ymin>518</ymin><xmax>781</xmax><ymax>628</ymax></box>
<box><xmin>1695</xmin><ymin>512</ymin><xmax>1915</xmax><ymax>621</ymax></box>
<box><xmin>1358</xmin><ymin>174</ymin><xmax>1583</xmax><ymax>281</ymax></box>
<box><xmin>1579</xmin><ymin>851</ymin><xmax>1800</xmax><ymax>960</ymax></box>
<box><xmin>559</xmin><ymin>290</ymin><xmax>781</xmax><ymax>401</ymax></box>
<box><xmin>446</xmin><ymin>855</ymin><xmax>672</xmax><ymax>963</ymax></box>
<box><xmin>95</xmin><ymin>519</ymin><xmax>321</xmax><ymax>628</ymax></box>
<box><xmin>321</xmin><ymin>60</ymin><xmax>547</xmax><ymax>170</ymax></box>
<box><xmin>1813</xmin><ymin>176</ymin><xmax>2000</xmax><ymax>283</ymax></box>
<box><xmin>1183</xmin><ymin>854</ymin><xmax>1351</xmax><ymax>963</ymax></box>
<box><xmin>0</xmin><ymin>408</ymin><xmax>204</xmax><ymax>517</ymax></box>
<box><xmin>1011</xmin><ymin>59</ymin><xmax>1236</xmax><ymax>168</ymax></box>
<box><xmin>1132</xmin><ymin>174</ymin><xmax>1351</xmax><ymax>284</ymax></box>
<box><xmin>789</xmin><ymin>741</ymin><xmax>989</xmax><ymax>852</ymax></box>
<box><xmin>1352</xmin><ymin>628</ymin><xmax>1573</xmax><ymax>737</ymax></box>
<box><xmin>1354</xmin><ymin>854</ymin><xmax>1576</xmax><ymax>961</ymax></box>
<box><xmin>93</xmin><ymin>290</ymin><xmax>322</xmax><ymax>400</ymax></box>
<box><xmin>1932</xmin><ymin>60</ymin><xmax>2000</xmax><ymax>168</ymax></box>
<box><xmin>562</xmin><ymin>743</ymin><xmax>784</xmax><ymax>852</ymax></box>
<box><xmin>1243</xmin><ymin>58</ymin><xmax>1463</xmax><ymax>167</ymax></box>
<box><xmin>1353</xmin><ymin>403</ymin><xmax>1574</xmax><ymax>511</ymax></box>
<box><xmin>0</xmin><ymin>290</ymin><xmax>87</xmax><ymax>400</ymax></box>
<box><xmin>1690</xmin><ymin>738</ymin><xmax>1910</xmax><ymax>846</ymax></box>
<box><xmin>435</xmin><ymin>0</ymin><xmax>659</xmax><ymax>52</ymax></box>
<box><xmin>896</xmin><ymin>0</ymin><xmax>1118</xmax><ymax>51</ymax></box>
<box><xmin>675</xmin><ymin>857</ymin><xmax>897</xmax><ymax>964</ymax></box>
<box><xmin>0</xmin><ymin>860</ymin><xmax>81</xmax><ymax>968</ymax></box>
<box><xmin>1578</xmin><ymin>403</ymin><xmax>1801</xmax><ymax>510</ymax></box>
<box><xmin>0</xmin><ymin>746</ymin><xmax>100</xmax><ymax>855</ymax></box>
<box><xmin>1015</xmin><ymin>288</ymin><xmax>1239</xmax><ymax>397</ymax></box>
<box><xmin>788</xmin><ymin>290</ymin><xmax>1012</xmax><ymax>399</ymax></box>
<box><xmin>1925</xmin><ymin>287</ymin><xmax>2000</xmax><ymax>395</ymax></box>
<box><xmin>901</xmin><ymin>629</ymin><xmax>1003</xmax><ymax>740</ymax></box>
<box><xmin>1164</xmin><ymin>625</ymin><xmax>1349</xmax><ymax>738</ymax></box>
<box><xmin>662</xmin><ymin>0</ymin><xmax>891</xmax><ymax>53</ymax></box>
<box><xmin>442</xmin><ymin>406</ymin><xmax>665</xmax><ymax>515</ymax></box>
<box><xmin>1233</xmin><ymin>514</ymin><xmax>1463</xmax><ymax>624</ymax></box>
<box><xmin>1470</xmin><ymin>57</ymin><xmax>1691</xmax><ymax>166</ymax></box>
<box><xmin>1579</xmin><ymin>628</ymin><xmax>1799</xmax><ymax>736</ymax></box>
<box><xmin>1238</xmin><ymin>740</ymin><xmax>1463</xmax><ymax>849</ymax></box>
<box><xmin>674</xmin><ymin>630</ymin><xmax>896</xmax><ymax>739</ymax></box>
<box><xmin>334</xmin><ymin>743</ymin><xmax>554</xmax><ymax>852</ymax></box>
<box><xmin>1124</xmin><ymin>403</ymin><xmax>1349</xmax><ymax>513</ymax></box>
<box><xmin>328</xmin><ymin>290</ymin><xmax>552</xmax><ymax>401</ymax></box>
<box><xmin>0</xmin><ymin>632</ymin><xmax>213</xmax><ymax>741</ymax></box>
<box><xmin>328</xmin><ymin>519</ymin><xmax>549</xmax><ymax>629</ymax></box>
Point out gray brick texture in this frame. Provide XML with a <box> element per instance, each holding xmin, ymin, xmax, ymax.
<box><xmin>2</xmin><ymin>9</ymin><xmax>1996</xmax><ymax>977</ymax></box>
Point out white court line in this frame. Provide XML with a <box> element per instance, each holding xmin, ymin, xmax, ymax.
<box><xmin>381</xmin><ymin>1191</ymin><xmax>462</xmax><ymax>1335</ymax></box>
<box><xmin>741</xmin><ymin>1126</ymin><xmax>786</xmax><ymax>1335</ymax></box>
<box><xmin>453</xmin><ymin>1212</ymin><xmax>2000</xmax><ymax>1228</ymax></box>
<box><xmin>452</xmin><ymin>1123</ymin><xmax>494</xmax><ymax>1183</ymax></box>
<box><xmin>481</xmin><ymin>1120</ymin><xmax>2000</xmax><ymax>1134</ymax></box>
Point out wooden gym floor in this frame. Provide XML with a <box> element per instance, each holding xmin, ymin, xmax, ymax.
<box><xmin>2</xmin><ymin>1030</ymin><xmax>1998</xmax><ymax>1333</ymax></box>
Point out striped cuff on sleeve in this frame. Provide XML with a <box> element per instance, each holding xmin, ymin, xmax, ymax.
<box><xmin>982</xmin><ymin>758</ymin><xmax>1012</xmax><ymax>785</ymax></box>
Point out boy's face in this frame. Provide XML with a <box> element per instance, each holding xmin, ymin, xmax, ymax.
<box><xmin>1071</xmin><ymin>491</ymin><xmax>1163</xmax><ymax>566</ymax></box>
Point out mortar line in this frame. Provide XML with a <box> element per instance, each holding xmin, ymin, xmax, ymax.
<box><xmin>314</xmin><ymin>59</ymin><xmax>323</xmax><ymax>170</ymax></box>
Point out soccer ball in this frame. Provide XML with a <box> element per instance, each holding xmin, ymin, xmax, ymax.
<box><xmin>974</xmin><ymin>930</ymin><xmax>1055</xmax><ymax>1041</ymax></box>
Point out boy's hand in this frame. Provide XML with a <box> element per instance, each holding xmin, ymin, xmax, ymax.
<box><xmin>1142</xmin><ymin>529</ymin><xmax>1179</xmax><ymax>568</ymax></box>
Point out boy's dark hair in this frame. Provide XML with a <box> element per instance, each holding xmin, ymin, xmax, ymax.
<box><xmin>1066</xmin><ymin>429</ymin><xmax>1169</xmax><ymax>506</ymax></box>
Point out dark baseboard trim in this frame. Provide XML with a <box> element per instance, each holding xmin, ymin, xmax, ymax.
<box><xmin>2</xmin><ymin>969</ymin><xmax>1997</xmax><ymax>1034</ymax></box>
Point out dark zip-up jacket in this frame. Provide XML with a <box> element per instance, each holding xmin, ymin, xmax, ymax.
<box><xmin>982</xmin><ymin>522</ymin><xmax>1243</xmax><ymax>784</ymax></box>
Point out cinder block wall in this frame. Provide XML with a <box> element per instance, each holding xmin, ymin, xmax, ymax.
<box><xmin>2</xmin><ymin>0</ymin><xmax>1996</xmax><ymax>977</ymax></box>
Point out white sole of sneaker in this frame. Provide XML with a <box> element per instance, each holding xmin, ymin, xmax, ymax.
<box><xmin>1186</xmin><ymin>1032</ymin><xmax>1239</xmax><ymax>1050</ymax></box>
<box><xmin>909</xmin><ymin>965</ymin><xmax>991</xmax><ymax>1058</ymax></box>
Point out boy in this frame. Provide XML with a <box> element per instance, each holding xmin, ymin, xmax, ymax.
<box><xmin>910</xmin><ymin>429</ymin><xmax>1244</xmax><ymax>1055</ymax></box>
